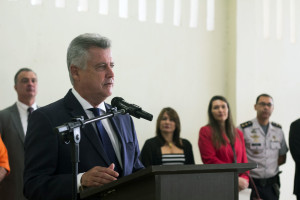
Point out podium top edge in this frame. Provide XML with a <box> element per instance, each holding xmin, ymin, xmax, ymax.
<box><xmin>80</xmin><ymin>163</ymin><xmax>257</xmax><ymax>199</ymax></box>
<box><xmin>149</xmin><ymin>163</ymin><xmax>257</xmax><ymax>173</ymax></box>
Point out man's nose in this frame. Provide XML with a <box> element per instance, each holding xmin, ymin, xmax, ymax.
<box><xmin>106</xmin><ymin>66</ymin><xmax>114</xmax><ymax>77</ymax></box>
<box><xmin>28</xmin><ymin>80</ymin><xmax>34</xmax><ymax>85</ymax></box>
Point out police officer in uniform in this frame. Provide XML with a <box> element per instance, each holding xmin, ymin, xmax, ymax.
<box><xmin>239</xmin><ymin>94</ymin><xmax>288</xmax><ymax>200</ymax></box>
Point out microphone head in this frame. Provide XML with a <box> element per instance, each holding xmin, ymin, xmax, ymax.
<box><xmin>111</xmin><ymin>97</ymin><xmax>124</xmax><ymax>107</ymax></box>
<box><xmin>111</xmin><ymin>97</ymin><xmax>153</xmax><ymax>121</ymax></box>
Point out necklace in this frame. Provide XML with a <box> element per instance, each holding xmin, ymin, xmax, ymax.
<box><xmin>168</xmin><ymin>142</ymin><xmax>173</xmax><ymax>148</ymax></box>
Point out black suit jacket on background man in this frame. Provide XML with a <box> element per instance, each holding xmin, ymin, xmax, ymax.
<box><xmin>24</xmin><ymin>90</ymin><xmax>144</xmax><ymax>200</ymax></box>
<box><xmin>290</xmin><ymin>118</ymin><xmax>300</xmax><ymax>197</ymax></box>
<box><xmin>0</xmin><ymin>103</ymin><xmax>27</xmax><ymax>200</ymax></box>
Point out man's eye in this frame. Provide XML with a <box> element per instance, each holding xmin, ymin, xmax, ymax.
<box><xmin>110</xmin><ymin>63</ymin><xmax>115</xmax><ymax>68</ymax></box>
<box><xmin>97</xmin><ymin>65</ymin><xmax>106</xmax><ymax>70</ymax></box>
<box><xmin>21</xmin><ymin>78</ymin><xmax>29</xmax><ymax>83</ymax></box>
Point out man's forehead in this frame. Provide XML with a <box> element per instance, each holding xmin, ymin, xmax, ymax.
<box><xmin>18</xmin><ymin>71</ymin><xmax>37</xmax><ymax>79</ymax></box>
<box><xmin>258</xmin><ymin>96</ymin><xmax>273</xmax><ymax>102</ymax></box>
<box><xmin>86</xmin><ymin>49</ymin><xmax>113</xmax><ymax>65</ymax></box>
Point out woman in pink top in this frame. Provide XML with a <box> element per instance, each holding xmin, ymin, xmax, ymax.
<box><xmin>198</xmin><ymin>95</ymin><xmax>249</xmax><ymax>191</ymax></box>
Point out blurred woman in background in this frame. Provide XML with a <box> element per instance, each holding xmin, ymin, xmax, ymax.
<box><xmin>140</xmin><ymin>107</ymin><xmax>194</xmax><ymax>167</ymax></box>
<box><xmin>198</xmin><ymin>95</ymin><xmax>249</xmax><ymax>191</ymax></box>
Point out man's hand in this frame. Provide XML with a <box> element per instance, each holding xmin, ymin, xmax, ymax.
<box><xmin>81</xmin><ymin>164</ymin><xmax>119</xmax><ymax>187</ymax></box>
<box><xmin>0</xmin><ymin>167</ymin><xmax>7</xmax><ymax>183</ymax></box>
<box><xmin>278</xmin><ymin>154</ymin><xmax>286</xmax><ymax>166</ymax></box>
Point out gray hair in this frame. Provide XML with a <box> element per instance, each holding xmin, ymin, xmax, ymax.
<box><xmin>14</xmin><ymin>68</ymin><xmax>36</xmax><ymax>85</ymax></box>
<box><xmin>67</xmin><ymin>33</ymin><xmax>111</xmax><ymax>85</ymax></box>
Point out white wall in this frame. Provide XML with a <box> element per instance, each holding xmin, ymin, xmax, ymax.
<box><xmin>2</xmin><ymin>0</ymin><xmax>298</xmax><ymax>199</ymax></box>
<box><xmin>0</xmin><ymin>0</ymin><xmax>232</xmax><ymax>166</ymax></box>
<box><xmin>236</xmin><ymin>0</ymin><xmax>300</xmax><ymax>199</ymax></box>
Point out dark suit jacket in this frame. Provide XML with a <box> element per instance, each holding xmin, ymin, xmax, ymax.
<box><xmin>289</xmin><ymin>118</ymin><xmax>300</xmax><ymax>196</ymax></box>
<box><xmin>24</xmin><ymin>90</ymin><xmax>144</xmax><ymax>200</ymax></box>
<box><xmin>0</xmin><ymin>103</ymin><xmax>27</xmax><ymax>200</ymax></box>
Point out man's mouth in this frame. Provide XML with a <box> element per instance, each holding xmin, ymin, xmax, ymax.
<box><xmin>104</xmin><ymin>79</ymin><xmax>114</xmax><ymax>85</ymax></box>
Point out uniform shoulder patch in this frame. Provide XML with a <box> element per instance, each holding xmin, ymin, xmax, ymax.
<box><xmin>240</xmin><ymin>121</ymin><xmax>253</xmax><ymax>129</ymax></box>
<box><xmin>271</xmin><ymin>122</ymin><xmax>282</xmax><ymax>129</ymax></box>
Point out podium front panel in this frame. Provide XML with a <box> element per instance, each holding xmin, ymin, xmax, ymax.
<box><xmin>81</xmin><ymin>163</ymin><xmax>256</xmax><ymax>200</ymax></box>
<box><xmin>95</xmin><ymin>176</ymin><xmax>156</xmax><ymax>200</ymax></box>
<box><xmin>156</xmin><ymin>172</ymin><xmax>236</xmax><ymax>200</ymax></box>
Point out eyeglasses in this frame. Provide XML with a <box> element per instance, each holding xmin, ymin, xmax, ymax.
<box><xmin>257</xmin><ymin>102</ymin><xmax>273</xmax><ymax>107</ymax></box>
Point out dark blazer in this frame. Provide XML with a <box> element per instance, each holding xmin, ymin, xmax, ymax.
<box><xmin>0</xmin><ymin>103</ymin><xmax>27</xmax><ymax>200</ymax></box>
<box><xmin>24</xmin><ymin>90</ymin><xmax>144</xmax><ymax>200</ymax></box>
<box><xmin>289</xmin><ymin>118</ymin><xmax>300</xmax><ymax>196</ymax></box>
<box><xmin>140</xmin><ymin>136</ymin><xmax>195</xmax><ymax>167</ymax></box>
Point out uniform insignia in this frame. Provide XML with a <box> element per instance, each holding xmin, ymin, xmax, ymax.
<box><xmin>271</xmin><ymin>122</ymin><xmax>282</xmax><ymax>129</ymax></box>
<box><xmin>272</xmin><ymin>135</ymin><xmax>279</xmax><ymax>141</ymax></box>
<box><xmin>250</xmin><ymin>134</ymin><xmax>260</xmax><ymax>142</ymax></box>
<box><xmin>240</xmin><ymin>121</ymin><xmax>253</xmax><ymax>129</ymax></box>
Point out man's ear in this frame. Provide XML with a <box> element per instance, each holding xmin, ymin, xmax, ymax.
<box><xmin>70</xmin><ymin>65</ymin><xmax>80</xmax><ymax>81</ymax></box>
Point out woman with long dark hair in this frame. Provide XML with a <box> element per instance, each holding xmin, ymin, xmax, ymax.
<box><xmin>198</xmin><ymin>95</ymin><xmax>249</xmax><ymax>191</ymax></box>
<box><xmin>140</xmin><ymin>107</ymin><xmax>194</xmax><ymax>167</ymax></box>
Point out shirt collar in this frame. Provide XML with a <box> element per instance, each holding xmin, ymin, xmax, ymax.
<box><xmin>254</xmin><ymin>117</ymin><xmax>270</xmax><ymax>127</ymax></box>
<box><xmin>71</xmin><ymin>88</ymin><xmax>106</xmax><ymax>113</ymax></box>
<box><xmin>16</xmin><ymin>100</ymin><xmax>37</xmax><ymax>111</ymax></box>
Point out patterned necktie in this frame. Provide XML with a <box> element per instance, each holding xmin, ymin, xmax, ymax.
<box><xmin>27</xmin><ymin>107</ymin><xmax>34</xmax><ymax>122</ymax></box>
<box><xmin>88</xmin><ymin>108</ymin><xmax>122</xmax><ymax>175</ymax></box>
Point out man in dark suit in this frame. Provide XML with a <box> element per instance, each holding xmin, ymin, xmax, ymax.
<box><xmin>24</xmin><ymin>33</ymin><xmax>144</xmax><ymax>200</ymax></box>
<box><xmin>0</xmin><ymin>68</ymin><xmax>38</xmax><ymax>200</ymax></box>
<box><xmin>289</xmin><ymin>118</ymin><xmax>300</xmax><ymax>200</ymax></box>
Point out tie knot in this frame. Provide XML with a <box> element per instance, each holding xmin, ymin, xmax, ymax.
<box><xmin>88</xmin><ymin>108</ymin><xmax>101</xmax><ymax>117</ymax></box>
<box><xmin>27</xmin><ymin>107</ymin><xmax>34</xmax><ymax>114</ymax></box>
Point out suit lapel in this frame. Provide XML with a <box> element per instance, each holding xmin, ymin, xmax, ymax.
<box><xmin>64</xmin><ymin>90</ymin><xmax>111</xmax><ymax>166</ymax></box>
<box><xmin>10</xmin><ymin>104</ymin><xmax>25</xmax><ymax>143</ymax></box>
<box><xmin>106</xmin><ymin>104</ymin><xmax>125</xmax><ymax>143</ymax></box>
<box><xmin>106</xmin><ymin>104</ymin><xmax>126</xmax><ymax>173</ymax></box>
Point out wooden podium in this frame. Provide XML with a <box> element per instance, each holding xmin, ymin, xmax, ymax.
<box><xmin>80</xmin><ymin>163</ymin><xmax>256</xmax><ymax>200</ymax></box>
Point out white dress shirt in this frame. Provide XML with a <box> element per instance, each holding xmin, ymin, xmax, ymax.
<box><xmin>71</xmin><ymin>89</ymin><xmax>122</xmax><ymax>191</ymax></box>
<box><xmin>16</xmin><ymin>100</ymin><xmax>37</xmax><ymax>135</ymax></box>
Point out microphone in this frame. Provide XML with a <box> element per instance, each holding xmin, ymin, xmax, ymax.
<box><xmin>111</xmin><ymin>97</ymin><xmax>153</xmax><ymax>121</ymax></box>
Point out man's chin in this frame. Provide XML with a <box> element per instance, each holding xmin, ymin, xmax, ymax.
<box><xmin>106</xmin><ymin>89</ymin><xmax>113</xmax><ymax>96</ymax></box>
<box><xmin>106</xmin><ymin>91</ymin><xmax>113</xmax><ymax>97</ymax></box>
<box><xmin>26</xmin><ymin>93</ymin><xmax>36</xmax><ymax>98</ymax></box>
<box><xmin>100</xmin><ymin>92</ymin><xmax>113</xmax><ymax>101</ymax></box>
<box><xmin>261</xmin><ymin>114</ymin><xmax>271</xmax><ymax>119</ymax></box>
